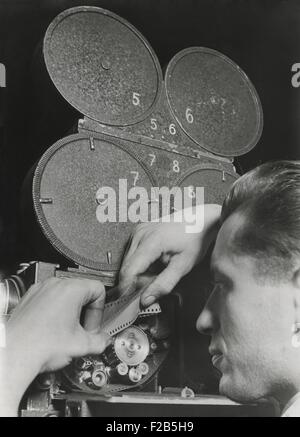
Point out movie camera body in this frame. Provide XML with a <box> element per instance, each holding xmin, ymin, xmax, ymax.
<box><xmin>0</xmin><ymin>6</ymin><xmax>271</xmax><ymax>416</ymax></box>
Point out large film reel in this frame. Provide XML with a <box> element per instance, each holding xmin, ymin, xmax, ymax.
<box><xmin>165</xmin><ymin>47</ymin><xmax>263</xmax><ymax>157</ymax></box>
<box><xmin>175</xmin><ymin>165</ymin><xmax>238</xmax><ymax>206</ymax></box>
<box><xmin>31</xmin><ymin>133</ymin><xmax>156</xmax><ymax>271</ymax></box>
<box><xmin>44</xmin><ymin>6</ymin><xmax>162</xmax><ymax>126</ymax></box>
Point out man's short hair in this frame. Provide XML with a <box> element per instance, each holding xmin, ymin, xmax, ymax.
<box><xmin>221</xmin><ymin>160</ymin><xmax>300</xmax><ymax>284</ymax></box>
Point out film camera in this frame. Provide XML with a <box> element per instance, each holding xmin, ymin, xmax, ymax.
<box><xmin>1</xmin><ymin>6</ymin><xmax>274</xmax><ymax>416</ymax></box>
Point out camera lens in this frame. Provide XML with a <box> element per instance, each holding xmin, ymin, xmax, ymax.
<box><xmin>0</xmin><ymin>276</ymin><xmax>24</xmax><ymax>315</ymax></box>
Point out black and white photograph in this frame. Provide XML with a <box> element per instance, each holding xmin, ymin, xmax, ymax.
<box><xmin>0</xmin><ymin>0</ymin><xmax>300</xmax><ymax>418</ymax></box>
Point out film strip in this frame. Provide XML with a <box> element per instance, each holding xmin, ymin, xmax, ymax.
<box><xmin>102</xmin><ymin>287</ymin><xmax>161</xmax><ymax>336</ymax></box>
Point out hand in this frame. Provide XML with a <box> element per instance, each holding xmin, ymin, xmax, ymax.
<box><xmin>7</xmin><ymin>277</ymin><xmax>111</xmax><ymax>372</ymax></box>
<box><xmin>119</xmin><ymin>204</ymin><xmax>221</xmax><ymax>306</ymax></box>
<box><xmin>1</xmin><ymin>277</ymin><xmax>111</xmax><ymax>416</ymax></box>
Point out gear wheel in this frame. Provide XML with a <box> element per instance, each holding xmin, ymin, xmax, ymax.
<box><xmin>114</xmin><ymin>326</ymin><xmax>150</xmax><ymax>366</ymax></box>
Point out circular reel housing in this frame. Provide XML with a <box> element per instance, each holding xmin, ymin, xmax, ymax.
<box><xmin>44</xmin><ymin>6</ymin><xmax>162</xmax><ymax>126</ymax></box>
<box><xmin>165</xmin><ymin>47</ymin><xmax>263</xmax><ymax>157</ymax></box>
<box><xmin>32</xmin><ymin>133</ymin><xmax>156</xmax><ymax>271</ymax></box>
<box><xmin>174</xmin><ymin>165</ymin><xmax>238</xmax><ymax>206</ymax></box>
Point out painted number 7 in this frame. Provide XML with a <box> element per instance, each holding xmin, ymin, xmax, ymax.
<box><xmin>148</xmin><ymin>153</ymin><xmax>156</xmax><ymax>166</ymax></box>
<box><xmin>130</xmin><ymin>171</ymin><xmax>139</xmax><ymax>186</ymax></box>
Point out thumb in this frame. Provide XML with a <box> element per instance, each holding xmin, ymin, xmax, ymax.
<box><xmin>141</xmin><ymin>254</ymin><xmax>192</xmax><ymax>306</ymax></box>
<box><xmin>85</xmin><ymin>331</ymin><xmax>113</xmax><ymax>355</ymax></box>
<box><xmin>83</xmin><ymin>282</ymin><xmax>106</xmax><ymax>331</ymax></box>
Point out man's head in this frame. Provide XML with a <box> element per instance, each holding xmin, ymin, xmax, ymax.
<box><xmin>197</xmin><ymin>161</ymin><xmax>300</xmax><ymax>405</ymax></box>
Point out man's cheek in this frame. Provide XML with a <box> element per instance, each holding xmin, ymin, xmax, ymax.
<box><xmin>220</xmin><ymin>310</ymin><xmax>250</xmax><ymax>348</ymax></box>
<box><xmin>222</xmin><ymin>320</ymin><xmax>259</xmax><ymax>371</ymax></box>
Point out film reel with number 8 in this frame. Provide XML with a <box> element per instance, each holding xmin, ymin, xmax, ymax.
<box><xmin>172</xmin><ymin>165</ymin><xmax>239</xmax><ymax>210</ymax></box>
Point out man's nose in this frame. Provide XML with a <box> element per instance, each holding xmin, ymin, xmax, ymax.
<box><xmin>196</xmin><ymin>302</ymin><xmax>218</xmax><ymax>336</ymax></box>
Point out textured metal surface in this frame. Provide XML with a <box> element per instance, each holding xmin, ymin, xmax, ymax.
<box><xmin>175</xmin><ymin>165</ymin><xmax>238</xmax><ymax>205</ymax></box>
<box><xmin>33</xmin><ymin>133</ymin><xmax>156</xmax><ymax>271</ymax></box>
<box><xmin>119</xmin><ymin>87</ymin><xmax>186</xmax><ymax>151</ymax></box>
<box><xmin>165</xmin><ymin>47</ymin><xmax>263</xmax><ymax>157</ymax></box>
<box><xmin>78</xmin><ymin>124</ymin><xmax>236</xmax><ymax>189</ymax></box>
<box><xmin>44</xmin><ymin>6</ymin><xmax>162</xmax><ymax>126</ymax></box>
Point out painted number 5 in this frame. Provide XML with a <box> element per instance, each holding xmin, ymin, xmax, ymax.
<box><xmin>132</xmin><ymin>92</ymin><xmax>141</xmax><ymax>106</ymax></box>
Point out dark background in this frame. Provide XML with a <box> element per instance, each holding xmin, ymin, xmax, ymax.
<box><xmin>0</xmin><ymin>0</ymin><xmax>300</xmax><ymax>268</ymax></box>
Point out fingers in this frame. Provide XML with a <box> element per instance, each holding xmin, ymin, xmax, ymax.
<box><xmin>57</xmin><ymin>278</ymin><xmax>106</xmax><ymax>332</ymax></box>
<box><xmin>79</xmin><ymin>281</ymin><xmax>113</xmax><ymax>354</ymax></box>
<box><xmin>135</xmin><ymin>273</ymin><xmax>157</xmax><ymax>290</ymax></box>
<box><xmin>121</xmin><ymin>226</ymin><xmax>143</xmax><ymax>269</ymax></box>
<box><xmin>119</xmin><ymin>237</ymin><xmax>162</xmax><ymax>294</ymax></box>
<box><xmin>84</xmin><ymin>303</ymin><xmax>105</xmax><ymax>332</ymax></box>
<box><xmin>140</xmin><ymin>254</ymin><xmax>193</xmax><ymax>306</ymax></box>
<box><xmin>122</xmin><ymin>232</ymin><xmax>138</xmax><ymax>262</ymax></box>
<box><xmin>71</xmin><ymin>279</ymin><xmax>112</xmax><ymax>356</ymax></box>
<box><xmin>72</xmin><ymin>329</ymin><xmax>112</xmax><ymax>357</ymax></box>
<box><xmin>85</xmin><ymin>331</ymin><xmax>113</xmax><ymax>355</ymax></box>
<box><xmin>77</xmin><ymin>279</ymin><xmax>105</xmax><ymax>306</ymax></box>
<box><xmin>82</xmin><ymin>281</ymin><xmax>106</xmax><ymax>332</ymax></box>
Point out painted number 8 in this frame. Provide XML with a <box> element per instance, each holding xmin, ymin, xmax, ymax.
<box><xmin>173</xmin><ymin>160</ymin><xmax>180</xmax><ymax>173</ymax></box>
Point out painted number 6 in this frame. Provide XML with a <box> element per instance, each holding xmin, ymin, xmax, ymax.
<box><xmin>169</xmin><ymin>123</ymin><xmax>176</xmax><ymax>135</ymax></box>
<box><xmin>185</xmin><ymin>107</ymin><xmax>194</xmax><ymax>124</ymax></box>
